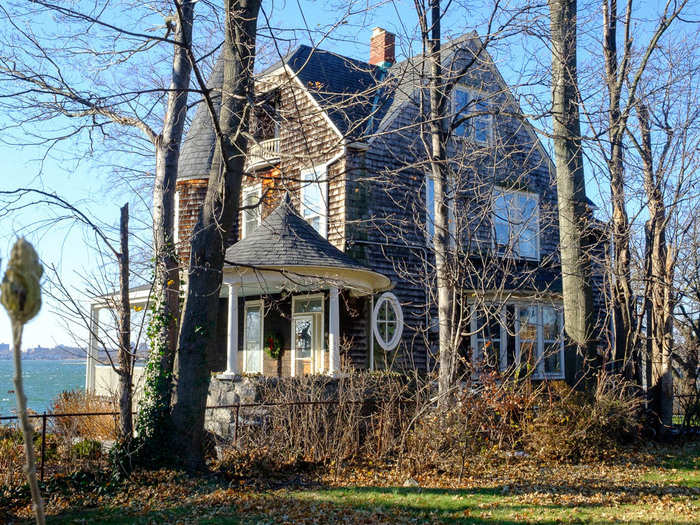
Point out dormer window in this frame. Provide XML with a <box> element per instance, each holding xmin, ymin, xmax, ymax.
<box><xmin>492</xmin><ymin>188</ymin><xmax>539</xmax><ymax>260</ymax></box>
<box><xmin>453</xmin><ymin>87</ymin><xmax>492</xmax><ymax>143</ymax></box>
<box><xmin>300</xmin><ymin>166</ymin><xmax>328</xmax><ymax>237</ymax></box>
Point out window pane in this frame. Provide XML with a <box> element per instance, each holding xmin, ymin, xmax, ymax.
<box><xmin>454</xmin><ymin>89</ymin><xmax>469</xmax><ymax>136</ymax></box>
<box><xmin>301</xmin><ymin>169</ymin><xmax>326</xmax><ymax>234</ymax></box>
<box><xmin>245</xmin><ymin>306</ymin><xmax>262</xmax><ymax>372</ymax></box>
<box><xmin>518</xmin><ymin>232</ymin><xmax>537</xmax><ymax>258</ymax></box>
<box><xmin>519</xmin><ymin>340</ymin><xmax>537</xmax><ymax>369</ymax></box>
<box><xmin>493</xmin><ymin>192</ymin><xmax>510</xmax><ymax>247</ymax></box>
<box><xmin>542</xmin><ymin>306</ymin><xmax>560</xmax><ymax>340</ymax></box>
<box><xmin>544</xmin><ymin>342</ymin><xmax>562</xmax><ymax>374</ymax></box>
<box><xmin>518</xmin><ymin>306</ymin><xmax>538</xmax><ymax>341</ymax></box>
<box><xmin>243</xmin><ymin>191</ymin><xmax>260</xmax><ymax>236</ymax></box>
<box><xmin>245</xmin><ymin>307</ymin><xmax>260</xmax><ymax>342</ymax></box>
<box><xmin>478</xmin><ymin>340</ymin><xmax>500</xmax><ymax>369</ymax></box>
<box><xmin>386</xmin><ymin>321</ymin><xmax>396</xmax><ymax>342</ymax></box>
<box><xmin>294</xmin><ymin>298</ymin><xmax>322</xmax><ymax>313</ymax></box>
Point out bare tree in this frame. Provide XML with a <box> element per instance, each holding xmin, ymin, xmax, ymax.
<box><xmin>547</xmin><ymin>0</ymin><xmax>596</xmax><ymax>379</ymax></box>
<box><xmin>170</xmin><ymin>0</ymin><xmax>262</xmax><ymax>469</ymax></box>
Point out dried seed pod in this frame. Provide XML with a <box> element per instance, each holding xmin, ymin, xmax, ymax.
<box><xmin>1</xmin><ymin>238</ymin><xmax>43</xmax><ymax>324</ymax></box>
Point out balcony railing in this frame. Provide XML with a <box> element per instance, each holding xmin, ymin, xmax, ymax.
<box><xmin>246</xmin><ymin>137</ymin><xmax>280</xmax><ymax>171</ymax></box>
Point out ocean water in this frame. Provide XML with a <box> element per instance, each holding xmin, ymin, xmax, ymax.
<box><xmin>0</xmin><ymin>360</ymin><xmax>85</xmax><ymax>417</ymax></box>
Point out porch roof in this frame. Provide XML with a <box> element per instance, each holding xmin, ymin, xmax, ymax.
<box><xmin>224</xmin><ymin>194</ymin><xmax>391</xmax><ymax>296</ymax></box>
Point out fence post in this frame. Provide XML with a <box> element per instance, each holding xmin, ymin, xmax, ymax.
<box><xmin>233</xmin><ymin>404</ymin><xmax>240</xmax><ymax>447</ymax></box>
<box><xmin>40</xmin><ymin>411</ymin><xmax>46</xmax><ymax>483</ymax></box>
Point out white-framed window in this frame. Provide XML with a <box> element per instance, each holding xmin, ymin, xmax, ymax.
<box><xmin>492</xmin><ymin>188</ymin><xmax>539</xmax><ymax>260</ymax></box>
<box><xmin>243</xmin><ymin>300</ymin><xmax>264</xmax><ymax>374</ymax></box>
<box><xmin>453</xmin><ymin>87</ymin><xmax>492</xmax><ymax>143</ymax></box>
<box><xmin>241</xmin><ymin>184</ymin><xmax>262</xmax><ymax>239</ymax></box>
<box><xmin>300</xmin><ymin>166</ymin><xmax>328</xmax><ymax>237</ymax></box>
<box><xmin>425</xmin><ymin>174</ymin><xmax>455</xmax><ymax>245</ymax></box>
<box><xmin>372</xmin><ymin>292</ymin><xmax>404</xmax><ymax>351</ymax></box>
<box><xmin>470</xmin><ymin>302</ymin><xmax>564</xmax><ymax>380</ymax></box>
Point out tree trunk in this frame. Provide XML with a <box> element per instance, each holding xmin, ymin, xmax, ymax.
<box><xmin>548</xmin><ymin>0</ymin><xmax>596</xmax><ymax>377</ymax></box>
<box><xmin>117</xmin><ymin>203</ymin><xmax>133</xmax><ymax>440</ymax></box>
<box><xmin>602</xmin><ymin>0</ymin><xmax>636</xmax><ymax>378</ymax></box>
<box><xmin>137</xmin><ymin>0</ymin><xmax>194</xmax><ymax>446</ymax></box>
<box><xmin>420</xmin><ymin>0</ymin><xmax>454</xmax><ymax>401</ymax></box>
<box><xmin>638</xmin><ymin>103</ymin><xmax>674</xmax><ymax>433</ymax></box>
<box><xmin>170</xmin><ymin>0</ymin><xmax>260</xmax><ymax>470</ymax></box>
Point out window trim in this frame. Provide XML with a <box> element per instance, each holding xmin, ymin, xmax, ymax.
<box><xmin>372</xmin><ymin>292</ymin><xmax>404</xmax><ymax>351</ymax></box>
<box><xmin>470</xmin><ymin>301</ymin><xmax>565</xmax><ymax>380</ymax></box>
<box><xmin>492</xmin><ymin>187</ymin><xmax>540</xmax><ymax>261</ymax></box>
<box><xmin>300</xmin><ymin>165</ymin><xmax>328</xmax><ymax>238</ymax></box>
<box><xmin>241</xmin><ymin>183</ymin><xmax>262</xmax><ymax>239</ymax></box>
<box><xmin>243</xmin><ymin>299</ymin><xmax>264</xmax><ymax>374</ymax></box>
<box><xmin>452</xmin><ymin>86</ymin><xmax>493</xmax><ymax>144</ymax></box>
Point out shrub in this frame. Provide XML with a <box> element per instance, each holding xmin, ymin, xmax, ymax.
<box><xmin>0</xmin><ymin>427</ymin><xmax>25</xmax><ymax>486</ymax></box>
<box><xmin>52</xmin><ymin>390</ymin><xmax>117</xmax><ymax>440</ymax></box>
<box><xmin>402</xmin><ymin>373</ymin><xmax>538</xmax><ymax>475</ymax></box>
<box><xmin>522</xmin><ymin>374</ymin><xmax>643</xmax><ymax>462</ymax></box>
<box><xmin>72</xmin><ymin>439</ymin><xmax>102</xmax><ymax>459</ymax></box>
<box><xmin>215</xmin><ymin>369</ymin><xmax>416</xmax><ymax>475</ymax></box>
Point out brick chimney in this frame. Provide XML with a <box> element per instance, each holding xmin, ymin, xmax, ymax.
<box><xmin>369</xmin><ymin>27</ymin><xmax>395</xmax><ymax>67</ymax></box>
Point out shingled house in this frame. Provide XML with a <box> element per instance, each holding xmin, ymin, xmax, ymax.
<box><xmin>86</xmin><ymin>28</ymin><xmax>604</xmax><ymax>393</ymax></box>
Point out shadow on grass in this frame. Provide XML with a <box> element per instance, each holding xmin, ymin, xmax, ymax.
<box><xmin>41</xmin><ymin>481</ymin><xmax>698</xmax><ymax>525</ymax></box>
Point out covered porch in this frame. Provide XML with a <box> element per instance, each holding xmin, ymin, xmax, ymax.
<box><xmin>218</xmin><ymin>193</ymin><xmax>391</xmax><ymax>378</ymax></box>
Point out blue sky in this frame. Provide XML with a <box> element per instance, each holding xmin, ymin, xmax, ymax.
<box><xmin>0</xmin><ymin>0</ymin><xmax>692</xmax><ymax>349</ymax></box>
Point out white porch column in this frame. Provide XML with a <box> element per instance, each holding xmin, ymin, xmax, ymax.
<box><xmin>85</xmin><ymin>305</ymin><xmax>99</xmax><ymax>393</ymax></box>
<box><xmin>220</xmin><ymin>283</ymin><xmax>240</xmax><ymax>378</ymax></box>
<box><xmin>328</xmin><ymin>286</ymin><xmax>340</xmax><ymax>375</ymax></box>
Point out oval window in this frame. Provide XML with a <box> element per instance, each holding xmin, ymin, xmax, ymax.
<box><xmin>372</xmin><ymin>292</ymin><xmax>403</xmax><ymax>351</ymax></box>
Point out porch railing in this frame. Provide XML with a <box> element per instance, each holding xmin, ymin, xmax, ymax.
<box><xmin>246</xmin><ymin>137</ymin><xmax>280</xmax><ymax>170</ymax></box>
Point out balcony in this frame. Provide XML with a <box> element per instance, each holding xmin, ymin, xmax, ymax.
<box><xmin>246</xmin><ymin>137</ymin><xmax>280</xmax><ymax>172</ymax></box>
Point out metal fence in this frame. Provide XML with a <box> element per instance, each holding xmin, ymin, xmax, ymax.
<box><xmin>0</xmin><ymin>399</ymin><xmax>377</xmax><ymax>483</ymax></box>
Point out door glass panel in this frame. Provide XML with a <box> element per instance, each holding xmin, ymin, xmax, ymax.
<box><xmin>295</xmin><ymin>318</ymin><xmax>312</xmax><ymax>359</ymax></box>
<box><xmin>245</xmin><ymin>305</ymin><xmax>262</xmax><ymax>373</ymax></box>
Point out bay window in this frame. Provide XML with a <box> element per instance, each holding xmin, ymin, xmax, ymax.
<box><xmin>470</xmin><ymin>302</ymin><xmax>564</xmax><ymax>379</ymax></box>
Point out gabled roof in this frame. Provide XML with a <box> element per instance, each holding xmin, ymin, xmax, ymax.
<box><xmin>224</xmin><ymin>194</ymin><xmax>391</xmax><ymax>293</ymax></box>
<box><xmin>178</xmin><ymin>46</ymin><xmax>384</xmax><ymax>181</ymax></box>
<box><xmin>262</xmin><ymin>45</ymin><xmax>384</xmax><ymax>138</ymax></box>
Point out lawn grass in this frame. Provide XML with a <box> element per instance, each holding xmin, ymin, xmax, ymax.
<box><xmin>8</xmin><ymin>443</ymin><xmax>700</xmax><ymax>524</ymax></box>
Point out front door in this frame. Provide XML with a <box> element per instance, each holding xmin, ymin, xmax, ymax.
<box><xmin>244</xmin><ymin>301</ymin><xmax>263</xmax><ymax>373</ymax></box>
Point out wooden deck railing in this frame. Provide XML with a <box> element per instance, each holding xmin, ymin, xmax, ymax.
<box><xmin>246</xmin><ymin>137</ymin><xmax>280</xmax><ymax>170</ymax></box>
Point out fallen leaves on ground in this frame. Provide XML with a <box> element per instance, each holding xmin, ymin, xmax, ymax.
<box><xmin>4</xmin><ymin>445</ymin><xmax>699</xmax><ymax>524</ymax></box>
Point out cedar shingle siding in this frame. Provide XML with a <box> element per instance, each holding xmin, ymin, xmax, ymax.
<box><xmin>175</xmin><ymin>34</ymin><xmax>607</xmax><ymax>378</ymax></box>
